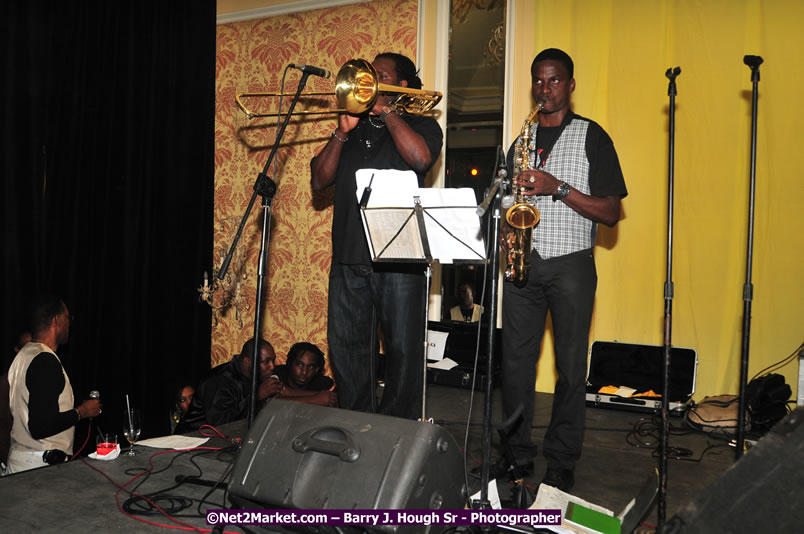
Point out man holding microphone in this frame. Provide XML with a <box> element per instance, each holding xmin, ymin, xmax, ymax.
<box><xmin>6</xmin><ymin>295</ymin><xmax>101</xmax><ymax>473</ymax></box>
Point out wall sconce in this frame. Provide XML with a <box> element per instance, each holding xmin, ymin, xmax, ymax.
<box><xmin>198</xmin><ymin>217</ymin><xmax>251</xmax><ymax>328</ymax></box>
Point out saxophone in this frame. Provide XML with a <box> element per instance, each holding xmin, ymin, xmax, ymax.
<box><xmin>502</xmin><ymin>103</ymin><xmax>543</xmax><ymax>287</ymax></box>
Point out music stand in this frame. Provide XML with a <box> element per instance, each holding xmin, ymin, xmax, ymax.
<box><xmin>356</xmin><ymin>169</ymin><xmax>486</xmax><ymax>419</ymax></box>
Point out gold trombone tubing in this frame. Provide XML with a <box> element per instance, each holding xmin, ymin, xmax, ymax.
<box><xmin>235</xmin><ymin>59</ymin><xmax>442</xmax><ymax>119</ymax></box>
<box><xmin>235</xmin><ymin>91</ymin><xmax>338</xmax><ymax>119</ymax></box>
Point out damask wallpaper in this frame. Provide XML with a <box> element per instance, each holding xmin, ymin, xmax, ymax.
<box><xmin>213</xmin><ymin>0</ymin><xmax>419</xmax><ymax>371</ymax></box>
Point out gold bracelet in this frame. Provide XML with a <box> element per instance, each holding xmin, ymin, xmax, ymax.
<box><xmin>331</xmin><ymin>130</ymin><xmax>348</xmax><ymax>143</ymax></box>
<box><xmin>75</xmin><ymin>408</ymin><xmax>81</xmax><ymax>421</ymax></box>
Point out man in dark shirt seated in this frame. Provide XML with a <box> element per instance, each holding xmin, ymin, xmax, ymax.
<box><xmin>274</xmin><ymin>342</ymin><xmax>337</xmax><ymax>407</ymax></box>
<box><xmin>176</xmin><ymin>338</ymin><xmax>281</xmax><ymax>433</ymax></box>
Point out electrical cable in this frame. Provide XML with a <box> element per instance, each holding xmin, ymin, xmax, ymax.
<box><xmin>121</xmin><ymin>449</ymin><xmax>228</xmax><ymax>518</ymax></box>
<box><xmin>624</xmin><ymin>413</ymin><xmax>730</xmax><ymax>462</ymax></box>
<box><xmin>71</xmin><ymin>419</ymin><xmax>94</xmax><ymax>460</ymax></box>
<box><xmin>748</xmin><ymin>341</ymin><xmax>804</xmax><ymax>383</ymax></box>
<box><xmin>80</xmin><ymin>425</ymin><xmax>243</xmax><ymax>533</ymax></box>
<box><xmin>460</xmin><ymin>198</ymin><xmax>492</xmax><ymax>503</ymax></box>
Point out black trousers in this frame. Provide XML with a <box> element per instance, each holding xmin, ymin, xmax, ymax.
<box><xmin>501</xmin><ymin>248</ymin><xmax>597</xmax><ymax>471</ymax></box>
<box><xmin>327</xmin><ymin>263</ymin><xmax>425</xmax><ymax>420</ymax></box>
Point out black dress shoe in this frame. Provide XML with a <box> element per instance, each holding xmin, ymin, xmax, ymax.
<box><xmin>471</xmin><ymin>456</ymin><xmax>534</xmax><ymax>480</ymax></box>
<box><xmin>541</xmin><ymin>468</ymin><xmax>575</xmax><ymax>492</ymax></box>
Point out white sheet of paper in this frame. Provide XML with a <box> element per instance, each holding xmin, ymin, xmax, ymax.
<box><xmin>355</xmin><ymin>168</ymin><xmax>418</xmax><ymax>207</ymax></box>
<box><xmin>614</xmin><ymin>386</ymin><xmax>637</xmax><ymax>397</ymax></box>
<box><xmin>137</xmin><ymin>435</ymin><xmax>210</xmax><ymax>450</ymax></box>
<box><xmin>427</xmin><ymin>357</ymin><xmax>459</xmax><ymax>370</ymax></box>
<box><xmin>426</xmin><ymin>329</ymin><xmax>449</xmax><ymax>361</ymax></box>
<box><xmin>469</xmin><ymin>479</ymin><xmax>502</xmax><ymax>509</ymax></box>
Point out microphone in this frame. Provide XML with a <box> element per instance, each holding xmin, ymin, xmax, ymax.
<box><xmin>360</xmin><ymin>173</ymin><xmax>375</xmax><ymax>209</ymax></box>
<box><xmin>289</xmin><ymin>63</ymin><xmax>331</xmax><ymax>79</ymax></box>
<box><xmin>477</xmin><ymin>146</ymin><xmax>509</xmax><ymax>216</ymax></box>
<box><xmin>743</xmin><ymin>55</ymin><xmax>764</xmax><ymax>68</ymax></box>
<box><xmin>88</xmin><ymin>390</ymin><xmax>101</xmax><ymax>420</ymax></box>
<box><xmin>476</xmin><ymin>180</ymin><xmax>502</xmax><ymax>217</ymax></box>
<box><xmin>359</xmin><ymin>186</ymin><xmax>372</xmax><ymax>209</ymax></box>
<box><xmin>497</xmin><ymin>145</ymin><xmax>508</xmax><ymax>179</ymax></box>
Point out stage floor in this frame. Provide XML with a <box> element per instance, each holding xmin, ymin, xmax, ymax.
<box><xmin>426</xmin><ymin>384</ymin><xmax>736</xmax><ymax>532</ymax></box>
<box><xmin>0</xmin><ymin>384</ymin><xmax>736</xmax><ymax>533</ymax></box>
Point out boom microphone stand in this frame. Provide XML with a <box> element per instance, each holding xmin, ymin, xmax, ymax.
<box><xmin>473</xmin><ymin>147</ymin><xmax>508</xmax><ymax>509</ymax></box>
<box><xmin>736</xmin><ymin>55</ymin><xmax>763</xmax><ymax>459</ymax></box>
<box><xmin>658</xmin><ymin>66</ymin><xmax>681</xmax><ymax>530</ymax></box>
<box><xmin>217</xmin><ymin>69</ymin><xmax>316</xmax><ymax>428</ymax></box>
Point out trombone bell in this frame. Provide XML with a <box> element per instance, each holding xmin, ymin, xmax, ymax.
<box><xmin>335</xmin><ymin>59</ymin><xmax>379</xmax><ymax>114</ymax></box>
<box><xmin>236</xmin><ymin>58</ymin><xmax>442</xmax><ymax>119</ymax></box>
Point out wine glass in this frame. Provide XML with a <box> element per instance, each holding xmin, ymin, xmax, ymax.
<box><xmin>122</xmin><ymin>408</ymin><xmax>142</xmax><ymax>456</ymax></box>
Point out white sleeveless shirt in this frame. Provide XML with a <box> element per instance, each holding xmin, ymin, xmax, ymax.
<box><xmin>8</xmin><ymin>342</ymin><xmax>75</xmax><ymax>454</ymax></box>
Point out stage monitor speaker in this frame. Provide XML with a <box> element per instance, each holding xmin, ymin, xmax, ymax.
<box><xmin>228</xmin><ymin>399</ymin><xmax>467</xmax><ymax>533</ymax></box>
<box><xmin>662</xmin><ymin>407</ymin><xmax>804</xmax><ymax>533</ymax></box>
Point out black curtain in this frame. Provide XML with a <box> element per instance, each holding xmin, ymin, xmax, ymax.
<box><xmin>1</xmin><ymin>2</ymin><xmax>215</xmax><ymax>440</ymax></box>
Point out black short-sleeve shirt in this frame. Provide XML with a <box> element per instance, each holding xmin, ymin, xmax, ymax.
<box><xmin>330</xmin><ymin>115</ymin><xmax>443</xmax><ymax>266</ymax></box>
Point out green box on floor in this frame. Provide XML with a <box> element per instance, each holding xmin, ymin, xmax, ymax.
<box><xmin>564</xmin><ymin>501</ymin><xmax>621</xmax><ymax>534</ymax></box>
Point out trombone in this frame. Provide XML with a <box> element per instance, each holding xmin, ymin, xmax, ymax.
<box><xmin>235</xmin><ymin>59</ymin><xmax>442</xmax><ymax>119</ymax></box>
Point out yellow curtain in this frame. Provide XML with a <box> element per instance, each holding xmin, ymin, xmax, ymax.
<box><xmin>515</xmin><ymin>0</ymin><xmax>803</xmax><ymax>398</ymax></box>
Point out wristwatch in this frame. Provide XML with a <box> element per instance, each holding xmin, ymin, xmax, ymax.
<box><xmin>378</xmin><ymin>106</ymin><xmax>393</xmax><ymax>122</ymax></box>
<box><xmin>553</xmin><ymin>181</ymin><xmax>571</xmax><ymax>202</ymax></box>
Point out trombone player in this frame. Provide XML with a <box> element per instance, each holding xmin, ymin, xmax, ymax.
<box><xmin>310</xmin><ymin>52</ymin><xmax>442</xmax><ymax>420</ymax></box>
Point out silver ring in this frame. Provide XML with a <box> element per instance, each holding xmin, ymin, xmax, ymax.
<box><xmin>529</xmin><ymin>176</ymin><xmax>535</xmax><ymax>183</ymax></box>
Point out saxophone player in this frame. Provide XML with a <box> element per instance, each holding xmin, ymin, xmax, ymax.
<box><xmin>496</xmin><ymin>48</ymin><xmax>628</xmax><ymax>491</ymax></box>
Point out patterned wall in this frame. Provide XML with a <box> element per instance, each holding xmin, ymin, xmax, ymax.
<box><xmin>213</xmin><ymin>0</ymin><xmax>419</xmax><ymax>371</ymax></box>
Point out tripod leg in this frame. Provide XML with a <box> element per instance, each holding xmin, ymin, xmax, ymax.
<box><xmin>369</xmin><ymin>306</ymin><xmax>378</xmax><ymax>413</ymax></box>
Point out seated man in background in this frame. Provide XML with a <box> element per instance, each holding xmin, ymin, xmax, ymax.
<box><xmin>13</xmin><ymin>331</ymin><xmax>32</xmax><ymax>354</ymax></box>
<box><xmin>176</xmin><ymin>338</ymin><xmax>281</xmax><ymax>433</ymax></box>
<box><xmin>449</xmin><ymin>283</ymin><xmax>483</xmax><ymax>322</ymax></box>
<box><xmin>274</xmin><ymin>342</ymin><xmax>337</xmax><ymax>407</ymax></box>
<box><xmin>168</xmin><ymin>382</ymin><xmax>195</xmax><ymax>434</ymax></box>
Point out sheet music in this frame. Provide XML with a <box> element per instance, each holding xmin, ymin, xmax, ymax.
<box><xmin>355</xmin><ymin>169</ymin><xmax>486</xmax><ymax>263</ymax></box>
<box><xmin>362</xmin><ymin>209</ymin><xmax>425</xmax><ymax>260</ymax></box>
<box><xmin>417</xmin><ymin>188</ymin><xmax>485</xmax><ymax>263</ymax></box>
<box><xmin>356</xmin><ymin>169</ymin><xmax>423</xmax><ymax>260</ymax></box>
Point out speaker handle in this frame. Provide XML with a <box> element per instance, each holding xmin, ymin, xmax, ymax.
<box><xmin>292</xmin><ymin>426</ymin><xmax>361</xmax><ymax>462</ymax></box>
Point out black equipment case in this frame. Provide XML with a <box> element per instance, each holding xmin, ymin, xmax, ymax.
<box><xmin>586</xmin><ymin>341</ymin><xmax>698</xmax><ymax>415</ymax></box>
<box><xmin>425</xmin><ymin>320</ymin><xmax>500</xmax><ymax>391</ymax></box>
<box><xmin>228</xmin><ymin>400</ymin><xmax>467</xmax><ymax>533</ymax></box>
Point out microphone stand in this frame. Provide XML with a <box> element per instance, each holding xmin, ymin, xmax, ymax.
<box><xmin>472</xmin><ymin>149</ymin><xmax>507</xmax><ymax>510</ymax></box>
<box><xmin>658</xmin><ymin>65</ymin><xmax>680</xmax><ymax>530</ymax></box>
<box><xmin>216</xmin><ymin>70</ymin><xmax>315</xmax><ymax>429</ymax></box>
<box><xmin>736</xmin><ymin>54</ymin><xmax>763</xmax><ymax>459</ymax></box>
